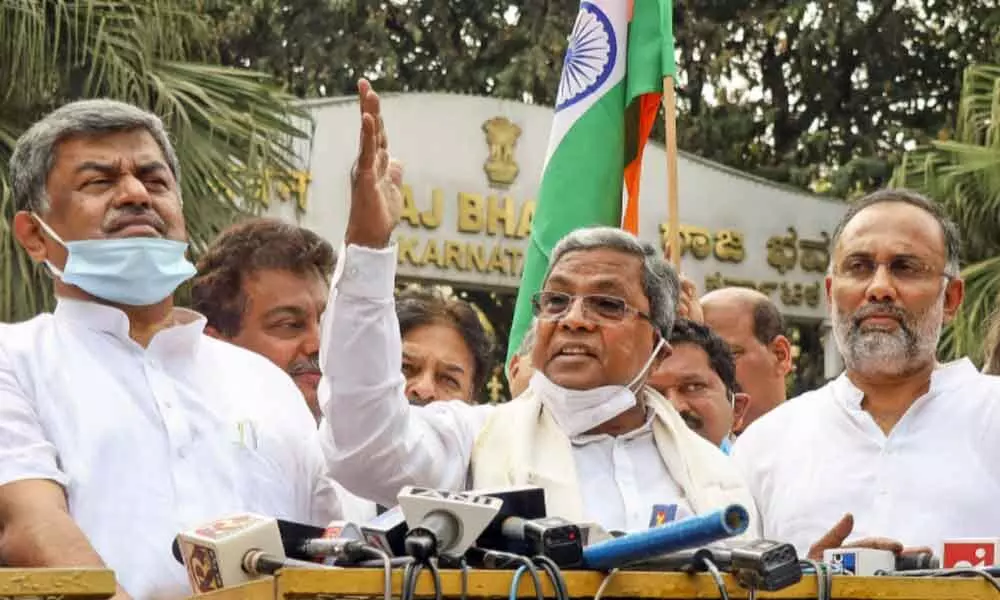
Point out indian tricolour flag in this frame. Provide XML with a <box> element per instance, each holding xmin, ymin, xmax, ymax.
<box><xmin>506</xmin><ymin>0</ymin><xmax>676</xmax><ymax>365</ymax></box>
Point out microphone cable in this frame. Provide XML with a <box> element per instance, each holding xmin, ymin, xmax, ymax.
<box><xmin>875</xmin><ymin>567</ymin><xmax>1000</xmax><ymax>593</ymax></box>
<box><xmin>403</xmin><ymin>560</ymin><xmax>443</xmax><ymax>600</ymax></box>
<box><xmin>533</xmin><ymin>555</ymin><xmax>569</xmax><ymax>600</ymax></box>
<box><xmin>508</xmin><ymin>562</ymin><xmax>545</xmax><ymax>600</ymax></box>
<box><xmin>592</xmin><ymin>568</ymin><xmax>619</xmax><ymax>600</ymax></box>
<box><xmin>483</xmin><ymin>550</ymin><xmax>544</xmax><ymax>600</ymax></box>
<box><xmin>427</xmin><ymin>557</ymin><xmax>444</xmax><ymax>600</ymax></box>
<box><xmin>801</xmin><ymin>559</ymin><xmax>831</xmax><ymax>600</ymax></box>
<box><xmin>699</xmin><ymin>558</ymin><xmax>730</xmax><ymax>600</ymax></box>
<box><xmin>459</xmin><ymin>557</ymin><xmax>470</xmax><ymax>600</ymax></box>
<box><xmin>401</xmin><ymin>560</ymin><xmax>421</xmax><ymax>600</ymax></box>
<box><xmin>359</xmin><ymin>545</ymin><xmax>393</xmax><ymax>600</ymax></box>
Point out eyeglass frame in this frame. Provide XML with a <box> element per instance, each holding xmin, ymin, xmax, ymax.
<box><xmin>830</xmin><ymin>253</ymin><xmax>957</xmax><ymax>284</ymax></box>
<box><xmin>530</xmin><ymin>290</ymin><xmax>655</xmax><ymax>326</ymax></box>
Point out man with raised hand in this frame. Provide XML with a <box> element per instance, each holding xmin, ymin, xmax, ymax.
<box><xmin>318</xmin><ymin>81</ymin><xmax>757</xmax><ymax>535</ymax></box>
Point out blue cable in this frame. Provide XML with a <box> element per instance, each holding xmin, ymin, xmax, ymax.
<box><xmin>509</xmin><ymin>565</ymin><xmax>528</xmax><ymax>600</ymax></box>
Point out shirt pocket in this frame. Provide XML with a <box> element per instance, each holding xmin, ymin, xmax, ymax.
<box><xmin>231</xmin><ymin>424</ymin><xmax>303</xmax><ymax>521</ymax></box>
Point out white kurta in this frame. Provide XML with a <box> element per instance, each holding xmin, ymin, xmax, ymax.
<box><xmin>732</xmin><ymin>360</ymin><xmax>1000</xmax><ymax>556</ymax></box>
<box><xmin>0</xmin><ymin>299</ymin><xmax>341</xmax><ymax>599</ymax></box>
<box><xmin>319</xmin><ymin>244</ymin><xmax>754</xmax><ymax>533</ymax></box>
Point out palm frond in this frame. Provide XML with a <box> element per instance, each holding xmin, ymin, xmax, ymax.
<box><xmin>893</xmin><ymin>63</ymin><xmax>1000</xmax><ymax>363</ymax></box>
<box><xmin>0</xmin><ymin>0</ymin><xmax>309</xmax><ymax>322</ymax></box>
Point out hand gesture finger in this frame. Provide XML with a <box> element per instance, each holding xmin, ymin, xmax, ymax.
<box><xmin>808</xmin><ymin>513</ymin><xmax>854</xmax><ymax>560</ymax></box>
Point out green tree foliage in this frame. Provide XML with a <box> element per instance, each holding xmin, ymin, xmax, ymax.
<box><xmin>210</xmin><ymin>0</ymin><xmax>1000</xmax><ymax>197</ymax></box>
<box><xmin>0</xmin><ymin>1</ymin><xmax>308</xmax><ymax>322</ymax></box>
<box><xmin>894</xmin><ymin>65</ymin><xmax>1000</xmax><ymax>364</ymax></box>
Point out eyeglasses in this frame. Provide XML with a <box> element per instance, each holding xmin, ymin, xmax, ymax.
<box><xmin>531</xmin><ymin>291</ymin><xmax>652</xmax><ymax>325</ymax></box>
<box><xmin>833</xmin><ymin>255</ymin><xmax>952</xmax><ymax>283</ymax></box>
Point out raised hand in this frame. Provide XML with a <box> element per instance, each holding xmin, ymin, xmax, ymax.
<box><xmin>663</xmin><ymin>239</ymin><xmax>703</xmax><ymax>323</ymax></box>
<box><xmin>345</xmin><ymin>78</ymin><xmax>404</xmax><ymax>249</ymax></box>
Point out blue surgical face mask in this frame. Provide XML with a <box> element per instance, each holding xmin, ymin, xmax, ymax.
<box><xmin>33</xmin><ymin>214</ymin><xmax>196</xmax><ymax>306</ymax></box>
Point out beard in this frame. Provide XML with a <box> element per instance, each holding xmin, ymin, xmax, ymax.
<box><xmin>832</xmin><ymin>292</ymin><xmax>944</xmax><ymax>378</ymax></box>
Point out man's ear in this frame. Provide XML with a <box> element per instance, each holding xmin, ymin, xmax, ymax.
<box><xmin>12</xmin><ymin>211</ymin><xmax>49</xmax><ymax>263</ymax></box>
<box><xmin>769</xmin><ymin>335</ymin><xmax>794</xmax><ymax>376</ymax></box>
<box><xmin>942</xmin><ymin>276</ymin><xmax>965</xmax><ymax>324</ymax></box>
<box><xmin>507</xmin><ymin>353</ymin><xmax>521</xmax><ymax>382</ymax></box>
<box><xmin>651</xmin><ymin>337</ymin><xmax>673</xmax><ymax>370</ymax></box>
<box><xmin>732</xmin><ymin>392</ymin><xmax>751</xmax><ymax>432</ymax></box>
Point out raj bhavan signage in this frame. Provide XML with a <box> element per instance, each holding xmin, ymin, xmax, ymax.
<box><xmin>266</xmin><ymin>93</ymin><xmax>847</xmax><ymax>321</ymax></box>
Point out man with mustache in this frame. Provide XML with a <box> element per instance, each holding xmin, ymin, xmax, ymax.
<box><xmin>193</xmin><ymin>218</ymin><xmax>333</xmax><ymax>421</ymax></box>
<box><xmin>0</xmin><ymin>100</ymin><xmax>341</xmax><ymax>599</ymax></box>
<box><xmin>647</xmin><ymin>319</ymin><xmax>749</xmax><ymax>453</ymax></box>
<box><xmin>192</xmin><ymin>218</ymin><xmax>378</xmax><ymax>522</ymax></box>
<box><xmin>318</xmin><ymin>81</ymin><xmax>758</xmax><ymax>535</ymax></box>
<box><xmin>732</xmin><ymin>189</ymin><xmax>1000</xmax><ymax>560</ymax></box>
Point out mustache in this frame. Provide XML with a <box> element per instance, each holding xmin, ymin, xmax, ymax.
<box><xmin>289</xmin><ymin>357</ymin><xmax>321</xmax><ymax>376</ymax></box>
<box><xmin>680</xmin><ymin>410</ymin><xmax>703</xmax><ymax>431</ymax></box>
<box><xmin>851</xmin><ymin>302</ymin><xmax>914</xmax><ymax>336</ymax></box>
<box><xmin>102</xmin><ymin>206</ymin><xmax>167</xmax><ymax>234</ymax></box>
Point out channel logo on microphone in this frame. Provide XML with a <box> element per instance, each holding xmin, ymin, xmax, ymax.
<box><xmin>942</xmin><ymin>538</ymin><xmax>1000</xmax><ymax>568</ymax></box>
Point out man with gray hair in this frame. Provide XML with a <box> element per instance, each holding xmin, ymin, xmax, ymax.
<box><xmin>0</xmin><ymin>99</ymin><xmax>341</xmax><ymax>598</ymax></box>
<box><xmin>733</xmin><ymin>188</ymin><xmax>1000</xmax><ymax>560</ymax></box>
<box><xmin>318</xmin><ymin>80</ymin><xmax>757</xmax><ymax>534</ymax></box>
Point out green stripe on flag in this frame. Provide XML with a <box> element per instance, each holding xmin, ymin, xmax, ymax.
<box><xmin>507</xmin><ymin>82</ymin><xmax>628</xmax><ymax>368</ymax></box>
<box><xmin>506</xmin><ymin>0</ymin><xmax>676</xmax><ymax>373</ymax></box>
<box><xmin>627</xmin><ymin>0</ymin><xmax>674</xmax><ymax>103</ymax></box>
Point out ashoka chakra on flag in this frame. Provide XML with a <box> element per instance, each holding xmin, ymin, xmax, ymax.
<box><xmin>555</xmin><ymin>1</ymin><xmax>617</xmax><ymax>112</ymax></box>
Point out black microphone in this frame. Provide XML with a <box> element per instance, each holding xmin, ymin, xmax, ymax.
<box><xmin>361</xmin><ymin>505</ymin><xmax>409</xmax><ymax>557</ymax></box>
<box><xmin>474</xmin><ymin>485</ymin><xmax>547</xmax><ymax>553</ymax></box>
<box><xmin>625</xmin><ymin>540</ymin><xmax>802</xmax><ymax>592</ymax></box>
<box><xmin>895</xmin><ymin>552</ymin><xmax>940</xmax><ymax>571</ymax></box>
<box><xmin>474</xmin><ymin>486</ymin><xmax>580</xmax><ymax>563</ymax></box>
<box><xmin>497</xmin><ymin>516</ymin><xmax>583</xmax><ymax>567</ymax></box>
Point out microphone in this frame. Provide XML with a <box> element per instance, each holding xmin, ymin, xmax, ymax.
<box><xmin>578</xmin><ymin>522</ymin><xmax>616</xmax><ymax>546</ymax></box>
<box><xmin>276</xmin><ymin>518</ymin><xmax>378</xmax><ymax>565</ymax></box>
<box><xmin>627</xmin><ymin>540</ymin><xmax>802</xmax><ymax>591</ymax></box>
<box><xmin>361</xmin><ymin>505</ymin><xmax>409</xmax><ymax>557</ymax></box>
<box><xmin>471</xmin><ymin>486</ymin><xmax>583</xmax><ymax>566</ymax></box>
<box><xmin>823</xmin><ymin>548</ymin><xmax>896</xmax><ymax>576</ymax></box>
<box><xmin>581</xmin><ymin>504</ymin><xmax>750</xmax><ymax>570</ymax></box>
<box><xmin>174</xmin><ymin>513</ymin><xmax>325</xmax><ymax>593</ymax></box>
<box><xmin>896</xmin><ymin>552</ymin><xmax>940</xmax><ymax>571</ymax></box>
<box><xmin>397</xmin><ymin>486</ymin><xmax>504</xmax><ymax>561</ymax></box>
<box><xmin>499</xmin><ymin>516</ymin><xmax>583</xmax><ymax>567</ymax></box>
<box><xmin>474</xmin><ymin>486</ymin><xmax>547</xmax><ymax>552</ymax></box>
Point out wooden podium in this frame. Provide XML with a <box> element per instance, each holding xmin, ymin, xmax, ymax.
<box><xmin>0</xmin><ymin>568</ymin><xmax>116</xmax><ymax>598</ymax></box>
<box><xmin>189</xmin><ymin>567</ymin><xmax>1000</xmax><ymax>599</ymax></box>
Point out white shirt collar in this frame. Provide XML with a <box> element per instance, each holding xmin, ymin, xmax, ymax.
<box><xmin>53</xmin><ymin>296</ymin><xmax>206</xmax><ymax>355</ymax></box>
<box><xmin>571</xmin><ymin>407</ymin><xmax>655</xmax><ymax>446</ymax></box>
<box><xmin>833</xmin><ymin>358</ymin><xmax>980</xmax><ymax>409</ymax></box>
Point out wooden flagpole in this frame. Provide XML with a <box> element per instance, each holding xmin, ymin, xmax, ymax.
<box><xmin>662</xmin><ymin>75</ymin><xmax>681</xmax><ymax>269</ymax></box>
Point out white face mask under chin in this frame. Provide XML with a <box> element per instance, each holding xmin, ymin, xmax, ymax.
<box><xmin>531</xmin><ymin>337</ymin><xmax>667</xmax><ymax>438</ymax></box>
